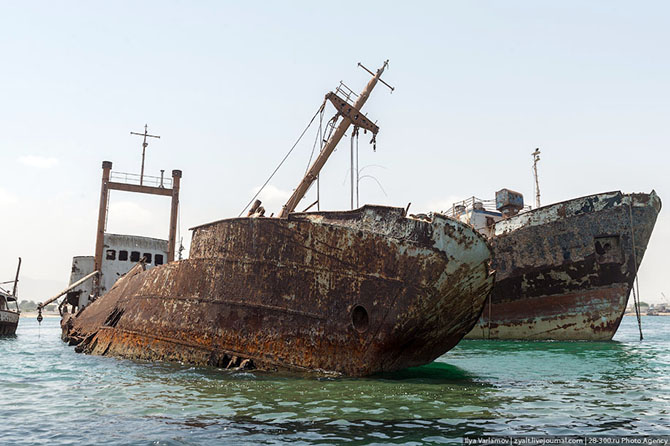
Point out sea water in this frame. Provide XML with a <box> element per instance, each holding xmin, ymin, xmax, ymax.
<box><xmin>1</xmin><ymin>316</ymin><xmax>668</xmax><ymax>445</ymax></box>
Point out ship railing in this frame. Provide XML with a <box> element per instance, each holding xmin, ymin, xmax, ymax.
<box><xmin>444</xmin><ymin>196</ymin><xmax>534</xmax><ymax>218</ymax></box>
<box><xmin>110</xmin><ymin>171</ymin><xmax>173</xmax><ymax>189</ymax></box>
<box><xmin>335</xmin><ymin>81</ymin><xmax>358</xmax><ymax>105</ymax></box>
<box><xmin>443</xmin><ymin>196</ymin><xmax>498</xmax><ymax>217</ymax></box>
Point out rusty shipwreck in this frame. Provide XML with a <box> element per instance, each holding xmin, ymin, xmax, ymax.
<box><xmin>0</xmin><ymin>258</ymin><xmax>21</xmax><ymax>336</ymax></box>
<box><xmin>450</xmin><ymin>189</ymin><xmax>661</xmax><ymax>340</ymax></box>
<box><xmin>60</xmin><ymin>61</ymin><xmax>495</xmax><ymax>376</ymax></box>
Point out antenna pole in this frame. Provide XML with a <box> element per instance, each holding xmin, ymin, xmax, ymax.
<box><xmin>279</xmin><ymin>61</ymin><xmax>389</xmax><ymax>218</ymax></box>
<box><xmin>131</xmin><ymin>124</ymin><xmax>161</xmax><ymax>186</ymax></box>
<box><xmin>532</xmin><ymin>148</ymin><xmax>541</xmax><ymax>208</ymax></box>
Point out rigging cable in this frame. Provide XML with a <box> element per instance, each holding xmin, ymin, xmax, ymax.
<box><xmin>238</xmin><ymin>100</ymin><xmax>326</xmax><ymax>217</ymax></box>
<box><xmin>355</xmin><ymin>126</ymin><xmax>359</xmax><ymax>208</ymax></box>
<box><xmin>628</xmin><ymin>201</ymin><xmax>643</xmax><ymax>340</ymax></box>
<box><xmin>304</xmin><ymin>106</ymin><xmax>325</xmax><ymax>175</ymax></box>
<box><xmin>350</xmin><ymin>127</ymin><xmax>354</xmax><ymax>209</ymax></box>
<box><xmin>317</xmin><ymin>107</ymin><xmax>324</xmax><ymax>211</ymax></box>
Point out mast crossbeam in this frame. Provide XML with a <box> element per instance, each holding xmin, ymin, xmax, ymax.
<box><xmin>325</xmin><ymin>92</ymin><xmax>379</xmax><ymax>135</ymax></box>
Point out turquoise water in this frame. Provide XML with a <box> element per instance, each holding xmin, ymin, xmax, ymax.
<box><xmin>1</xmin><ymin>316</ymin><xmax>669</xmax><ymax>445</ymax></box>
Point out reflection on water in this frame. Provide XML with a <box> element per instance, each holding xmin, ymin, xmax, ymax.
<box><xmin>1</xmin><ymin>316</ymin><xmax>669</xmax><ymax>445</ymax></box>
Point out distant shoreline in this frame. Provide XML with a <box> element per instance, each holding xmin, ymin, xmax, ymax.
<box><xmin>18</xmin><ymin>312</ymin><xmax>670</xmax><ymax>318</ymax></box>
<box><xmin>19</xmin><ymin>312</ymin><xmax>60</xmax><ymax>319</ymax></box>
<box><xmin>624</xmin><ymin>312</ymin><xmax>670</xmax><ymax>316</ymax></box>
<box><xmin>19</xmin><ymin>313</ymin><xmax>670</xmax><ymax>320</ymax></box>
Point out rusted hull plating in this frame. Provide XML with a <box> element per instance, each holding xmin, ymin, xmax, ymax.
<box><xmin>63</xmin><ymin>206</ymin><xmax>494</xmax><ymax>376</ymax></box>
<box><xmin>466</xmin><ymin>191</ymin><xmax>661</xmax><ymax>340</ymax></box>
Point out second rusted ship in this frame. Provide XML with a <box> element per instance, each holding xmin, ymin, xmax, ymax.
<box><xmin>60</xmin><ymin>62</ymin><xmax>495</xmax><ymax>376</ymax></box>
<box><xmin>451</xmin><ymin>189</ymin><xmax>661</xmax><ymax>340</ymax></box>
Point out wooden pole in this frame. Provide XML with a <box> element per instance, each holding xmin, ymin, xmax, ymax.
<box><xmin>168</xmin><ymin>169</ymin><xmax>182</xmax><ymax>262</ymax></box>
<box><xmin>279</xmin><ymin>61</ymin><xmax>388</xmax><ymax>218</ymax></box>
<box><xmin>12</xmin><ymin>257</ymin><xmax>21</xmax><ymax>298</ymax></box>
<box><xmin>94</xmin><ymin>161</ymin><xmax>112</xmax><ymax>296</ymax></box>
<box><xmin>532</xmin><ymin>148</ymin><xmax>541</xmax><ymax>208</ymax></box>
<box><xmin>37</xmin><ymin>270</ymin><xmax>99</xmax><ymax>310</ymax></box>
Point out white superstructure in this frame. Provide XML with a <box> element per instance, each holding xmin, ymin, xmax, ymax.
<box><xmin>447</xmin><ymin>189</ymin><xmax>529</xmax><ymax>238</ymax></box>
<box><xmin>67</xmin><ymin>233</ymin><xmax>168</xmax><ymax>308</ymax></box>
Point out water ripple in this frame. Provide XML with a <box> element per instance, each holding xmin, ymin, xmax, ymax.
<box><xmin>1</xmin><ymin>316</ymin><xmax>669</xmax><ymax>445</ymax></box>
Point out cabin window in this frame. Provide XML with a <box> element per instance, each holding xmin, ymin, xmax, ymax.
<box><xmin>155</xmin><ymin>254</ymin><xmax>164</xmax><ymax>266</ymax></box>
<box><xmin>106</xmin><ymin>249</ymin><xmax>116</xmax><ymax>260</ymax></box>
<box><xmin>130</xmin><ymin>251</ymin><xmax>141</xmax><ymax>262</ymax></box>
<box><xmin>143</xmin><ymin>253</ymin><xmax>152</xmax><ymax>264</ymax></box>
<box><xmin>118</xmin><ymin>250</ymin><xmax>128</xmax><ymax>261</ymax></box>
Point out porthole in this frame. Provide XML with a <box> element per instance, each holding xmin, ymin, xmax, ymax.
<box><xmin>351</xmin><ymin>305</ymin><xmax>369</xmax><ymax>333</ymax></box>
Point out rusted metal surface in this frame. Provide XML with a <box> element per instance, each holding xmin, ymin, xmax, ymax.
<box><xmin>466</xmin><ymin>190</ymin><xmax>662</xmax><ymax>340</ymax></box>
<box><xmin>62</xmin><ymin>205</ymin><xmax>494</xmax><ymax>376</ymax></box>
<box><xmin>325</xmin><ymin>92</ymin><xmax>379</xmax><ymax>134</ymax></box>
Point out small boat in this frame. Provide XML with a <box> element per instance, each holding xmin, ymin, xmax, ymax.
<box><xmin>1</xmin><ymin>258</ymin><xmax>22</xmax><ymax>336</ymax></box>
<box><xmin>61</xmin><ymin>62</ymin><xmax>495</xmax><ymax>376</ymax></box>
<box><xmin>451</xmin><ymin>190</ymin><xmax>661</xmax><ymax>340</ymax></box>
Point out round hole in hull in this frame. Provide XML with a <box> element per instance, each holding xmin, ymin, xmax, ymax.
<box><xmin>352</xmin><ymin>305</ymin><xmax>369</xmax><ymax>333</ymax></box>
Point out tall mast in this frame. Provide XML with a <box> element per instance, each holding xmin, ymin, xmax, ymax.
<box><xmin>532</xmin><ymin>148</ymin><xmax>541</xmax><ymax>208</ymax></box>
<box><xmin>12</xmin><ymin>257</ymin><xmax>21</xmax><ymax>298</ymax></box>
<box><xmin>278</xmin><ymin>61</ymin><xmax>389</xmax><ymax>218</ymax></box>
<box><xmin>130</xmin><ymin>124</ymin><xmax>161</xmax><ymax>186</ymax></box>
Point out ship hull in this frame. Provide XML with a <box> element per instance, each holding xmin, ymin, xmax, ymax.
<box><xmin>466</xmin><ymin>191</ymin><xmax>661</xmax><ymax>341</ymax></box>
<box><xmin>63</xmin><ymin>206</ymin><xmax>494</xmax><ymax>376</ymax></box>
<box><xmin>0</xmin><ymin>309</ymin><xmax>19</xmax><ymax>336</ymax></box>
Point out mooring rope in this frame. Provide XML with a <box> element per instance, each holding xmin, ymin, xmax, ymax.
<box><xmin>628</xmin><ymin>201</ymin><xmax>643</xmax><ymax>341</ymax></box>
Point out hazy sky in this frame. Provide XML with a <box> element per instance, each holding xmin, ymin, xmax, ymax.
<box><xmin>1</xmin><ymin>1</ymin><xmax>668</xmax><ymax>304</ymax></box>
